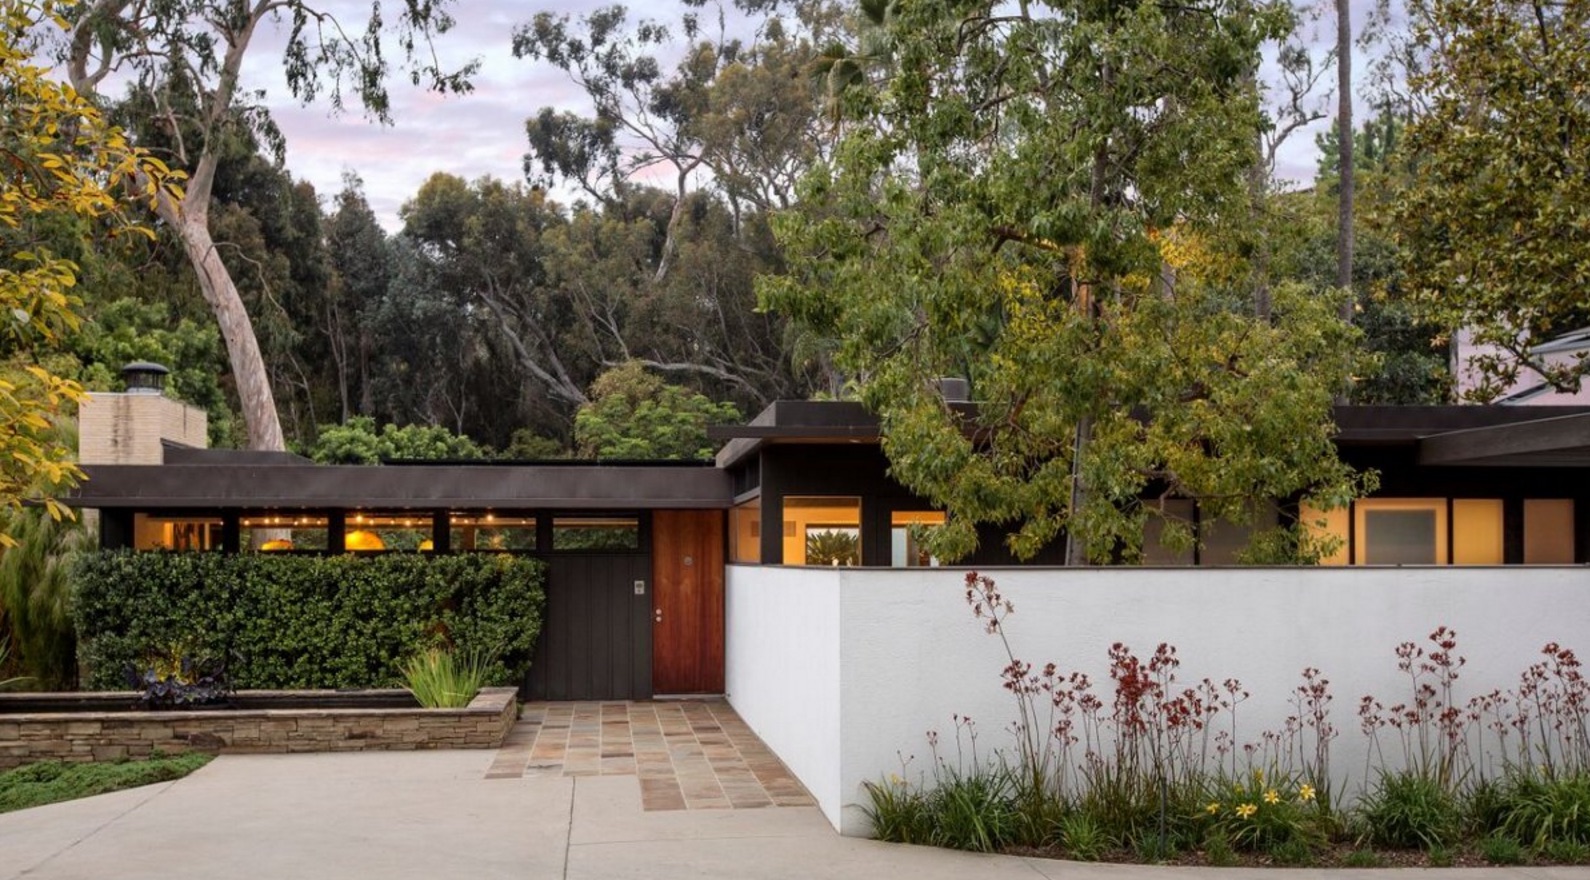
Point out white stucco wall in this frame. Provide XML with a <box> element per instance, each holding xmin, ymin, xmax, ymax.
<box><xmin>726</xmin><ymin>564</ymin><xmax>1590</xmax><ymax>835</ymax></box>
<box><xmin>724</xmin><ymin>565</ymin><xmax>844</xmax><ymax>820</ymax></box>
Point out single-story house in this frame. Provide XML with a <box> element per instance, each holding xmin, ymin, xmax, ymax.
<box><xmin>65</xmin><ymin>367</ymin><xmax>1590</xmax><ymax>703</ymax></box>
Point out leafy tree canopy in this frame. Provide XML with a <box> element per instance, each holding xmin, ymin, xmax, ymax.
<box><xmin>1394</xmin><ymin>0</ymin><xmax>1590</xmax><ymax>399</ymax></box>
<box><xmin>574</xmin><ymin>361</ymin><xmax>740</xmax><ymax>461</ymax></box>
<box><xmin>306</xmin><ymin>416</ymin><xmax>486</xmax><ymax>464</ymax></box>
<box><xmin>0</xmin><ymin>0</ymin><xmax>177</xmax><ymax>526</ymax></box>
<box><xmin>763</xmin><ymin>0</ymin><xmax>1370</xmax><ymax>563</ymax></box>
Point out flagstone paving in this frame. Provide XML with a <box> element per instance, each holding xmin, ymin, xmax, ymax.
<box><xmin>484</xmin><ymin>700</ymin><xmax>815</xmax><ymax>812</ymax></box>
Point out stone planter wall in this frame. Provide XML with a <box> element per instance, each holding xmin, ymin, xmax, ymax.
<box><xmin>0</xmin><ymin>687</ymin><xmax>518</xmax><ymax>770</ymax></box>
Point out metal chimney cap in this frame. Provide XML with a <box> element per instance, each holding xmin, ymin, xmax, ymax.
<box><xmin>121</xmin><ymin>361</ymin><xmax>170</xmax><ymax>394</ymax></box>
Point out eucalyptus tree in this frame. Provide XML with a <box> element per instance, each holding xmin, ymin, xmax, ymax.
<box><xmin>60</xmin><ymin>0</ymin><xmax>476</xmax><ymax>450</ymax></box>
<box><xmin>763</xmin><ymin>0</ymin><xmax>1368</xmax><ymax>564</ymax></box>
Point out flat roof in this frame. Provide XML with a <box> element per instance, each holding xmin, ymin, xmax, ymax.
<box><xmin>711</xmin><ymin>403</ymin><xmax>1590</xmax><ymax>468</ymax></box>
<box><xmin>66</xmin><ymin>462</ymin><xmax>731</xmax><ymax>510</ymax></box>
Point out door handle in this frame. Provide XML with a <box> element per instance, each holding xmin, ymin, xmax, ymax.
<box><xmin>654</xmin><ymin>608</ymin><xmax>663</xmax><ymax>623</ymax></box>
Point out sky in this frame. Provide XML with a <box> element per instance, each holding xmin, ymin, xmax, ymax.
<box><xmin>235</xmin><ymin>0</ymin><xmax>1377</xmax><ymax>232</ymax></box>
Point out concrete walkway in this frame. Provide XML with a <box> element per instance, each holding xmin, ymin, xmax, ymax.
<box><xmin>3</xmin><ymin>749</ymin><xmax>1590</xmax><ymax>880</ymax></box>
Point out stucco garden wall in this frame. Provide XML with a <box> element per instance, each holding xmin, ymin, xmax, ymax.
<box><xmin>725</xmin><ymin>565</ymin><xmax>1590</xmax><ymax>836</ymax></box>
<box><xmin>724</xmin><ymin>565</ymin><xmax>844</xmax><ymax>820</ymax></box>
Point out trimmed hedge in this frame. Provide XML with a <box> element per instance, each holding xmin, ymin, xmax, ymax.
<box><xmin>73</xmin><ymin>552</ymin><xmax>546</xmax><ymax>690</ymax></box>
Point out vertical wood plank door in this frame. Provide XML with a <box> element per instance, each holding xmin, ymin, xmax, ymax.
<box><xmin>652</xmin><ymin>509</ymin><xmax>726</xmax><ymax>695</ymax></box>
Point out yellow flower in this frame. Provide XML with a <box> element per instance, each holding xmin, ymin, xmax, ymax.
<box><xmin>1206</xmin><ymin>802</ymin><xmax>1221</xmax><ymax>815</ymax></box>
<box><xmin>1264</xmin><ymin>789</ymin><xmax>1280</xmax><ymax>805</ymax></box>
<box><xmin>1299</xmin><ymin>784</ymin><xmax>1316</xmax><ymax>802</ymax></box>
<box><xmin>1236</xmin><ymin>803</ymin><xmax>1257</xmax><ymax>819</ymax></box>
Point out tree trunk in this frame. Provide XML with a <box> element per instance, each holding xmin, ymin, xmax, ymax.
<box><xmin>1336</xmin><ymin>0</ymin><xmax>1354</xmax><ymax>320</ymax></box>
<box><xmin>1064</xmin><ymin>413</ymin><xmax>1094</xmax><ymax>566</ymax></box>
<box><xmin>176</xmin><ymin>219</ymin><xmax>287</xmax><ymax>451</ymax></box>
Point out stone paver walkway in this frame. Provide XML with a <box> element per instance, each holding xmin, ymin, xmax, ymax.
<box><xmin>484</xmin><ymin>700</ymin><xmax>815</xmax><ymax>812</ymax></box>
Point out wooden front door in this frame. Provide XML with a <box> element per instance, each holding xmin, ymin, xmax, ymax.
<box><xmin>651</xmin><ymin>510</ymin><xmax>725</xmax><ymax>695</ymax></box>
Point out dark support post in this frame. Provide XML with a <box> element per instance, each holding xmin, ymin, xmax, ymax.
<box><xmin>1503</xmin><ymin>498</ymin><xmax>1524</xmax><ymax>565</ymax></box>
<box><xmin>432</xmin><ymin>510</ymin><xmax>450</xmax><ymax>553</ymax></box>
<box><xmin>100</xmin><ymin>509</ymin><xmax>134</xmax><ymax>550</ymax></box>
<box><xmin>327</xmin><ymin>511</ymin><xmax>346</xmax><ymax>555</ymax></box>
<box><xmin>861</xmin><ymin>496</ymin><xmax>887</xmax><ymax>567</ymax></box>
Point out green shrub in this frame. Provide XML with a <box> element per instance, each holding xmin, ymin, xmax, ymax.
<box><xmin>403</xmin><ymin>647</ymin><xmax>494</xmax><ymax>708</ymax></box>
<box><xmin>1058</xmin><ymin>811</ymin><xmax>1112</xmax><ymax>861</ymax></box>
<box><xmin>73</xmin><ymin>552</ymin><xmax>545</xmax><ymax>690</ymax></box>
<box><xmin>1342</xmin><ymin>848</ymin><xmax>1384</xmax><ymax>867</ymax></box>
<box><xmin>1481</xmin><ymin>833</ymin><xmax>1527</xmax><ymax>865</ymax></box>
<box><xmin>1542</xmin><ymin>839</ymin><xmax>1590</xmax><ymax>863</ymax></box>
<box><xmin>1496</xmin><ymin>774</ymin><xmax>1590</xmax><ymax>849</ymax></box>
<box><xmin>1267</xmin><ymin>838</ymin><xmax>1314</xmax><ymax>866</ymax></box>
<box><xmin>927</xmin><ymin>767</ymin><xmax>1017</xmax><ymax>852</ymax></box>
<box><xmin>1202</xmin><ymin>830</ymin><xmax>1238</xmax><ymax>866</ymax></box>
<box><xmin>863</xmin><ymin>776</ymin><xmax>934</xmax><ymax>844</ymax></box>
<box><xmin>0</xmin><ymin>753</ymin><xmax>212</xmax><ymax>814</ymax></box>
<box><xmin>1198</xmin><ymin>771</ymin><xmax>1328</xmax><ymax>853</ymax></box>
<box><xmin>1358</xmin><ymin>771</ymin><xmax>1462</xmax><ymax>851</ymax></box>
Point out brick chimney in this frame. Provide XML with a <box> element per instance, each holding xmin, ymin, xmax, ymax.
<box><xmin>78</xmin><ymin>362</ymin><xmax>207</xmax><ymax>464</ymax></box>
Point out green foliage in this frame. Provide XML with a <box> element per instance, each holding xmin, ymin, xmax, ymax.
<box><xmin>307</xmin><ymin>416</ymin><xmax>487</xmax><ymax>464</ymax></box>
<box><xmin>1395</xmin><ymin>0</ymin><xmax>1590</xmax><ymax>399</ymax></box>
<box><xmin>0</xmin><ymin>505</ymin><xmax>89</xmax><ymax>689</ymax></box>
<box><xmin>503</xmin><ymin>428</ymin><xmax>568</xmax><ymax>460</ymax></box>
<box><xmin>1198</xmin><ymin>772</ymin><xmax>1327</xmax><ymax>853</ymax></box>
<box><xmin>763</xmin><ymin>0</ymin><xmax>1367</xmax><ymax>563</ymax></box>
<box><xmin>1543</xmin><ymin>839</ymin><xmax>1590</xmax><ymax>863</ymax></box>
<box><xmin>574</xmin><ymin>361</ymin><xmax>741</xmax><ymax>461</ymax></box>
<box><xmin>1343</xmin><ymin>848</ymin><xmax>1385</xmax><ymax>867</ymax></box>
<box><xmin>803</xmin><ymin>529</ymin><xmax>858</xmax><ymax>566</ymax></box>
<box><xmin>72</xmin><ymin>298</ymin><xmax>238</xmax><ymax>447</ymax></box>
<box><xmin>0</xmin><ymin>752</ymin><xmax>213</xmax><ymax>815</ymax></box>
<box><xmin>863</xmin><ymin>765</ymin><xmax>1024</xmax><ymax>852</ymax></box>
<box><xmin>925</xmin><ymin>767</ymin><xmax>1018</xmax><ymax>853</ymax></box>
<box><xmin>1481</xmin><ymin>834</ymin><xmax>1528</xmax><ymax>865</ymax></box>
<box><xmin>1058</xmin><ymin>812</ymin><xmax>1113</xmax><ymax>861</ymax></box>
<box><xmin>0</xmin><ymin>638</ymin><xmax>28</xmax><ymax>690</ymax></box>
<box><xmin>1357</xmin><ymin>770</ymin><xmax>1463</xmax><ymax>851</ymax></box>
<box><xmin>0</xmin><ymin>1</ymin><xmax>176</xmax><ymax>521</ymax></box>
<box><xmin>402</xmin><ymin>646</ymin><xmax>495</xmax><ymax>709</ymax></box>
<box><xmin>73</xmin><ymin>552</ymin><xmax>545</xmax><ymax>690</ymax></box>
<box><xmin>1494</xmin><ymin>774</ymin><xmax>1590</xmax><ymax>850</ymax></box>
<box><xmin>863</xmin><ymin>776</ymin><xmax>936</xmax><ymax>845</ymax></box>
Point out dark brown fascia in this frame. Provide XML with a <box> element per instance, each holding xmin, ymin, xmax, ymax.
<box><xmin>1418</xmin><ymin>410</ymin><xmax>1590</xmax><ymax>467</ymax></box>
<box><xmin>66</xmin><ymin>463</ymin><xmax>731</xmax><ymax>510</ymax></box>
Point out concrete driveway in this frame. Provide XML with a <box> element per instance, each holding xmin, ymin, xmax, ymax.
<box><xmin>5</xmin><ymin>748</ymin><xmax>1590</xmax><ymax>880</ymax></box>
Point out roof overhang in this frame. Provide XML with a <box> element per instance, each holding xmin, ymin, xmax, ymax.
<box><xmin>66</xmin><ymin>463</ymin><xmax>732</xmax><ymax>510</ymax></box>
<box><xmin>1418</xmin><ymin>410</ymin><xmax>1590</xmax><ymax>467</ymax></box>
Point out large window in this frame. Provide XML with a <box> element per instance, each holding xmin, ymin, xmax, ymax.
<box><xmin>1452</xmin><ymin>499</ymin><xmax>1503</xmax><ymax>565</ymax></box>
<box><xmin>241</xmin><ymin>514</ymin><xmax>329</xmax><ymax>552</ymax></box>
<box><xmin>891</xmin><ymin>511</ymin><xmax>944</xmax><ymax>567</ymax></box>
<box><xmin>344</xmin><ymin>512</ymin><xmax>432</xmax><ymax>552</ymax></box>
<box><xmin>1525</xmin><ymin>499</ymin><xmax>1575</xmax><ymax>563</ymax></box>
<box><xmin>451</xmin><ymin>513</ymin><xmax>536</xmax><ymax>552</ymax></box>
<box><xmin>784</xmin><ymin>496</ymin><xmax>861</xmax><ymax>566</ymax></box>
<box><xmin>1357</xmin><ymin>500</ymin><xmax>1445</xmax><ymax>565</ymax></box>
<box><xmin>133</xmin><ymin>515</ymin><xmax>223</xmax><ymax>551</ymax></box>
<box><xmin>1305</xmin><ymin>497</ymin><xmax>1511</xmax><ymax>566</ymax></box>
<box><xmin>729</xmin><ymin>500</ymin><xmax>761</xmax><ymax>564</ymax></box>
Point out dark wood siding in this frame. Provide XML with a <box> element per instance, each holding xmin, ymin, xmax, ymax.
<box><xmin>525</xmin><ymin>553</ymin><xmax>653</xmax><ymax>700</ymax></box>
